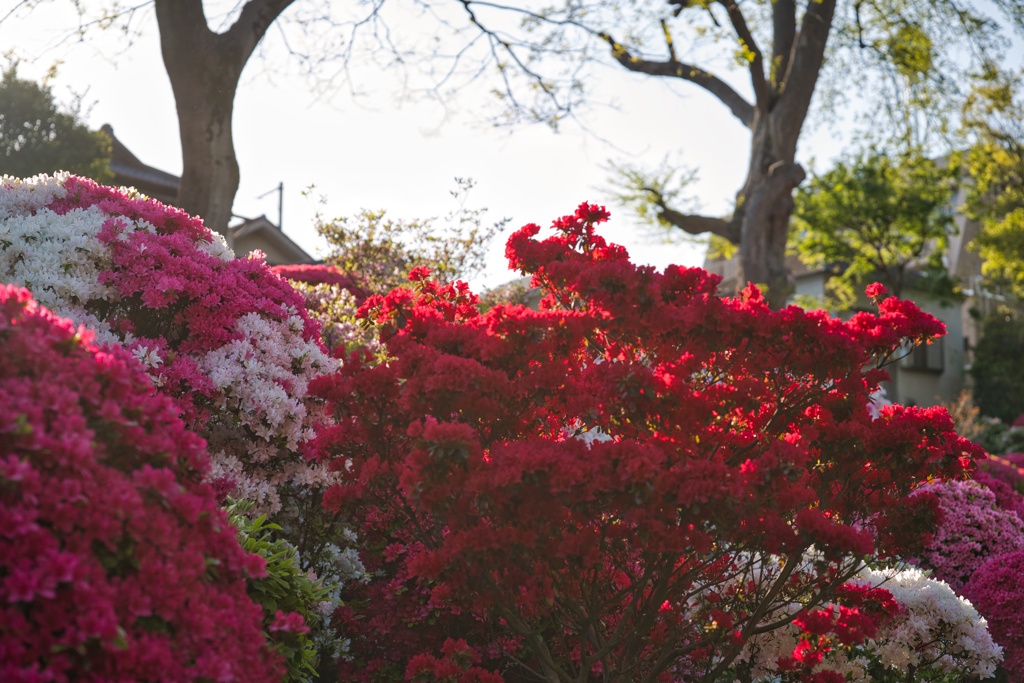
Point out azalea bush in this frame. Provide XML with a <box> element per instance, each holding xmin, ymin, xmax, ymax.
<box><xmin>310</xmin><ymin>203</ymin><xmax>983</xmax><ymax>682</ymax></box>
<box><xmin>0</xmin><ymin>284</ymin><xmax>282</xmax><ymax>682</ymax></box>
<box><xmin>729</xmin><ymin>563</ymin><xmax>1002</xmax><ymax>682</ymax></box>
<box><xmin>226</xmin><ymin>498</ymin><xmax>334</xmax><ymax>683</ymax></box>
<box><xmin>911</xmin><ymin>479</ymin><xmax>1024</xmax><ymax>591</ymax></box>
<box><xmin>963</xmin><ymin>549</ymin><xmax>1024</xmax><ymax>680</ymax></box>
<box><xmin>273</xmin><ymin>264</ymin><xmax>379</xmax><ymax>357</ymax></box>
<box><xmin>0</xmin><ymin>173</ymin><xmax>338</xmax><ymax>516</ymax></box>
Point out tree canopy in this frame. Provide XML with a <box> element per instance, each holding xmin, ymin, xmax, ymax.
<box><xmin>791</xmin><ymin>149</ymin><xmax>957</xmax><ymax>309</ymax></box>
<box><xmin>0</xmin><ymin>64</ymin><xmax>112</xmax><ymax>182</ymax></box>
<box><xmin>455</xmin><ymin>0</ymin><xmax>1024</xmax><ymax>305</ymax></box>
<box><xmin>11</xmin><ymin>0</ymin><xmax>1023</xmax><ymax>293</ymax></box>
<box><xmin>961</xmin><ymin>69</ymin><xmax>1024</xmax><ymax>299</ymax></box>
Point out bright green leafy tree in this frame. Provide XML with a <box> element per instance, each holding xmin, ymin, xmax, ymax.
<box><xmin>971</xmin><ymin>310</ymin><xmax>1024</xmax><ymax>423</ymax></box>
<box><xmin>0</xmin><ymin>64</ymin><xmax>112</xmax><ymax>181</ymax></box>
<box><xmin>961</xmin><ymin>70</ymin><xmax>1024</xmax><ymax>299</ymax></box>
<box><xmin>791</xmin><ymin>150</ymin><xmax>957</xmax><ymax>309</ymax></box>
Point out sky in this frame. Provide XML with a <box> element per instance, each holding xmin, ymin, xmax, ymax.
<box><xmin>0</xmin><ymin>0</ymin><xmax>961</xmax><ymax>290</ymax></box>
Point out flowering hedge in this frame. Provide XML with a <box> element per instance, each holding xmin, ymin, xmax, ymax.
<box><xmin>912</xmin><ymin>479</ymin><xmax>1024</xmax><ymax>591</ymax></box>
<box><xmin>312</xmin><ymin>203</ymin><xmax>983</xmax><ymax>681</ymax></box>
<box><xmin>963</xmin><ymin>549</ymin><xmax>1024</xmax><ymax>679</ymax></box>
<box><xmin>0</xmin><ymin>284</ymin><xmax>281</xmax><ymax>682</ymax></box>
<box><xmin>730</xmin><ymin>562</ymin><xmax>1002</xmax><ymax>681</ymax></box>
<box><xmin>0</xmin><ymin>174</ymin><xmax>338</xmax><ymax>515</ymax></box>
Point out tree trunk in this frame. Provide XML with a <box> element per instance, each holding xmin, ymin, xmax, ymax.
<box><xmin>154</xmin><ymin>0</ymin><xmax>295</xmax><ymax>239</ymax></box>
<box><xmin>735</xmin><ymin>112</ymin><xmax>807</xmax><ymax>308</ymax></box>
<box><xmin>733</xmin><ymin>0</ymin><xmax>835</xmax><ymax>308</ymax></box>
<box><xmin>171</xmin><ymin>73</ymin><xmax>241</xmax><ymax>240</ymax></box>
<box><xmin>602</xmin><ymin>1</ymin><xmax>837</xmax><ymax>307</ymax></box>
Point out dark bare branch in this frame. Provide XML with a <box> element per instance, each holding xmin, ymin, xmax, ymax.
<box><xmin>659</xmin><ymin>205</ymin><xmax>741</xmax><ymax>243</ymax></box>
<box><xmin>224</xmin><ymin>0</ymin><xmax>297</xmax><ymax>69</ymax></box>
<box><xmin>0</xmin><ymin>0</ymin><xmax>36</xmax><ymax>26</ymax></box>
<box><xmin>598</xmin><ymin>33</ymin><xmax>754</xmax><ymax>128</ymax></box>
<box><xmin>771</xmin><ymin>0</ymin><xmax>796</xmax><ymax>88</ymax></box>
<box><xmin>154</xmin><ymin>0</ymin><xmax>213</xmax><ymax>72</ymax></box>
<box><xmin>458</xmin><ymin>0</ymin><xmax>572</xmax><ymax>121</ymax></box>
<box><xmin>717</xmin><ymin>1</ymin><xmax>769</xmax><ymax>108</ymax></box>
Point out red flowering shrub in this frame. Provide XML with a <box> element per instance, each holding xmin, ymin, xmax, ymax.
<box><xmin>962</xmin><ymin>549</ymin><xmax>1024</xmax><ymax>678</ymax></box>
<box><xmin>310</xmin><ymin>204</ymin><xmax>981</xmax><ymax>682</ymax></box>
<box><xmin>0</xmin><ymin>284</ymin><xmax>281</xmax><ymax>682</ymax></box>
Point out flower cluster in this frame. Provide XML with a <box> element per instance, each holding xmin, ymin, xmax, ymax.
<box><xmin>963</xmin><ymin>549</ymin><xmax>1024</xmax><ymax>679</ymax></box>
<box><xmin>312</xmin><ymin>203</ymin><xmax>981</xmax><ymax>681</ymax></box>
<box><xmin>854</xmin><ymin>565</ymin><xmax>1002</xmax><ymax>679</ymax></box>
<box><xmin>270</xmin><ymin>263</ymin><xmax>364</xmax><ymax>296</ymax></box>
<box><xmin>733</xmin><ymin>563</ymin><xmax>1002</xmax><ymax>681</ymax></box>
<box><xmin>405</xmin><ymin>639</ymin><xmax>504</xmax><ymax>683</ymax></box>
<box><xmin>0</xmin><ymin>284</ymin><xmax>282</xmax><ymax>682</ymax></box>
<box><xmin>912</xmin><ymin>479</ymin><xmax>1024</xmax><ymax>590</ymax></box>
<box><xmin>282</xmin><ymin>278</ymin><xmax>379</xmax><ymax>356</ymax></box>
<box><xmin>0</xmin><ymin>174</ymin><xmax>338</xmax><ymax>514</ymax></box>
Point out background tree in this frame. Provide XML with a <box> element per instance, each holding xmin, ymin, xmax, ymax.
<box><xmin>791</xmin><ymin>149</ymin><xmax>957</xmax><ymax>309</ymax></box>
<box><xmin>0</xmin><ymin>64</ymin><xmax>112</xmax><ymax>181</ymax></box>
<box><xmin>961</xmin><ymin>69</ymin><xmax>1024</xmax><ymax>299</ymax></box>
<box><xmin>971</xmin><ymin>310</ymin><xmax>1024</xmax><ymax>423</ymax></box>
<box><xmin>316</xmin><ymin>179</ymin><xmax>506</xmax><ymax>296</ymax></box>
<box><xmin>455</xmin><ymin>0</ymin><xmax>1023</xmax><ymax>306</ymax></box>
<box><xmin>153</xmin><ymin>0</ymin><xmax>295</xmax><ymax>236</ymax></box>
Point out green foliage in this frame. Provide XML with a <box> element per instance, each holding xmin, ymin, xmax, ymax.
<box><xmin>316</xmin><ymin>178</ymin><xmax>506</xmax><ymax>296</ymax></box>
<box><xmin>227</xmin><ymin>498</ymin><xmax>334</xmax><ymax>683</ymax></box>
<box><xmin>960</xmin><ymin>69</ymin><xmax>1024</xmax><ymax>298</ymax></box>
<box><xmin>0</xmin><ymin>63</ymin><xmax>112</xmax><ymax>181</ymax></box>
<box><xmin>791</xmin><ymin>150</ymin><xmax>957</xmax><ymax>309</ymax></box>
<box><xmin>971</xmin><ymin>311</ymin><xmax>1024</xmax><ymax>424</ymax></box>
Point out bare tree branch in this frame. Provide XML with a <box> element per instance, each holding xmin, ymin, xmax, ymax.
<box><xmin>716</xmin><ymin>1</ymin><xmax>769</xmax><ymax>108</ymax></box>
<box><xmin>657</xmin><ymin>204</ymin><xmax>741</xmax><ymax>243</ymax></box>
<box><xmin>224</xmin><ymin>0</ymin><xmax>297</xmax><ymax>69</ymax></box>
<box><xmin>598</xmin><ymin>32</ymin><xmax>754</xmax><ymax>128</ymax></box>
<box><xmin>458</xmin><ymin>0</ymin><xmax>574</xmax><ymax>121</ymax></box>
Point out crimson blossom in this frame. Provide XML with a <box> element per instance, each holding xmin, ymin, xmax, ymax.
<box><xmin>310</xmin><ymin>204</ymin><xmax>981</xmax><ymax>682</ymax></box>
<box><xmin>0</xmin><ymin>284</ymin><xmax>281</xmax><ymax>682</ymax></box>
<box><xmin>962</xmin><ymin>549</ymin><xmax>1024</xmax><ymax>679</ymax></box>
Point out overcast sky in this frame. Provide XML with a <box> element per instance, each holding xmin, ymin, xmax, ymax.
<box><xmin>0</xmin><ymin>0</ymin><xmax>903</xmax><ymax>289</ymax></box>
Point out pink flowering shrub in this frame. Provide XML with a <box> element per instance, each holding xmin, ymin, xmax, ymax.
<box><xmin>974</xmin><ymin>469</ymin><xmax>1024</xmax><ymax>520</ymax></box>
<box><xmin>271</xmin><ymin>263</ymin><xmax>365</xmax><ymax>298</ymax></box>
<box><xmin>981</xmin><ymin>452</ymin><xmax>1024</xmax><ymax>493</ymax></box>
<box><xmin>0</xmin><ymin>284</ymin><xmax>282</xmax><ymax>682</ymax></box>
<box><xmin>912</xmin><ymin>479</ymin><xmax>1024</xmax><ymax>591</ymax></box>
<box><xmin>962</xmin><ymin>550</ymin><xmax>1024</xmax><ymax>679</ymax></box>
<box><xmin>0</xmin><ymin>173</ymin><xmax>338</xmax><ymax>514</ymax></box>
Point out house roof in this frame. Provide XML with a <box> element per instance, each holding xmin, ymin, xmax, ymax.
<box><xmin>101</xmin><ymin>124</ymin><xmax>179</xmax><ymax>204</ymax></box>
<box><xmin>229</xmin><ymin>214</ymin><xmax>316</xmax><ymax>266</ymax></box>
<box><xmin>100</xmin><ymin>124</ymin><xmax>314</xmax><ymax>265</ymax></box>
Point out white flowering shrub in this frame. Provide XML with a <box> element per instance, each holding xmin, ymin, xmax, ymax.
<box><xmin>0</xmin><ymin>173</ymin><xmax>338</xmax><ymax>515</ymax></box>
<box><xmin>729</xmin><ymin>562</ymin><xmax>1002</xmax><ymax>682</ymax></box>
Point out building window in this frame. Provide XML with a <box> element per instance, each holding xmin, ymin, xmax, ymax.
<box><xmin>900</xmin><ymin>337</ymin><xmax>945</xmax><ymax>373</ymax></box>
